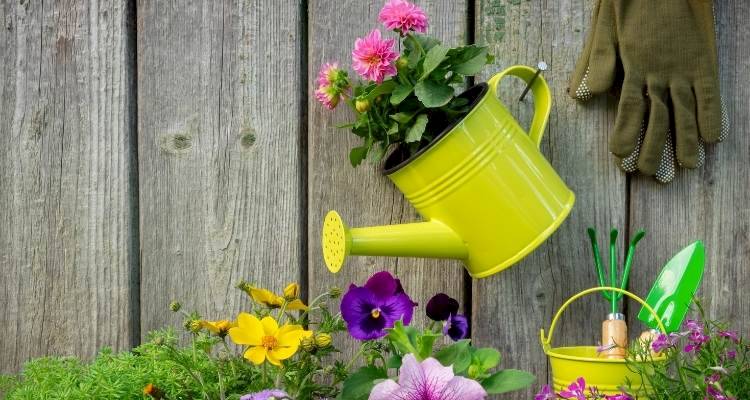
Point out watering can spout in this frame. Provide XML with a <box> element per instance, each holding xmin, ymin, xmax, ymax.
<box><xmin>322</xmin><ymin>210</ymin><xmax>468</xmax><ymax>273</ymax></box>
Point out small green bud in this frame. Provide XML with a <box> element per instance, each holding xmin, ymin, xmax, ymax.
<box><xmin>187</xmin><ymin>320</ymin><xmax>202</xmax><ymax>333</ymax></box>
<box><xmin>236</xmin><ymin>280</ymin><xmax>252</xmax><ymax>292</ymax></box>
<box><xmin>152</xmin><ymin>336</ymin><xmax>165</xmax><ymax>346</ymax></box>
<box><xmin>355</xmin><ymin>99</ymin><xmax>371</xmax><ymax>113</ymax></box>
<box><xmin>169</xmin><ymin>301</ymin><xmax>181</xmax><ymax>312</ymax></box>
<box><xmin>467</xmin><ymin>365</ymin><xmax>480</xmax><ymax>379</ymax></box>
<box><xmin>329</xmin><ymin>287</ymin><xmax>342</xmax><ymax>299</ymax></box>
<box><xmin>300</xmin><ymin>336</ymin><xmax>316</xmax><ymax>352</ymax></box>
<box><xmin>315</xmin><ymin>333</ymin><xmax>332</xmax><ymax>349</ymax></box>
<box><xmin>396</xmin><ymin>56</ymin><xmax>409</xmax><ymax>69</ymax></box>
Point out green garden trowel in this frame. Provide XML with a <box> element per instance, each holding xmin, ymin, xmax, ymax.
<box><xmin>638</xmin><ymin>241</ymin><xmax>705</xmax><ymax>333</ymax></box>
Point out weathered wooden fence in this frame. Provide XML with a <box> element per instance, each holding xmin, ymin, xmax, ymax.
<box><xmin>1</xmin><ymin>1</ymin><xmax>748</xmax><ymax>398</ymax></box>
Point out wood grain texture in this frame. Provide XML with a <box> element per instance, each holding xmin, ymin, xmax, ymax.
<box><xmin>472</xmin><ymin>1</ymin><xmax>627</xmax><ymax>398</ymax></box>
<box><xmin>627</xmin><ymin>1</ymin><xmax>750</xmax><ymax>342</ymax></box>
<box><xmin>307</xmin><ymin>0</ymin><xmax>468</xmax><ymax>358</ymax></box>
<box><xmin>137</xmin><ymin>0</ymin><xmax>303</xmax><ymax>337</ymax></box>
<box><xmin>0</xmin><ymin>0</ymin><xmax>137</xmax><ymax>373</ymax></box>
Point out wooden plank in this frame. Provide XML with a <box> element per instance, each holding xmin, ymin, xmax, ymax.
<box><xmin>472</xmin><ymin>1</ymin><xmax>627</xmax><ymax>398</ymax></box>
<box><xmin>137</xmin><ymin>0</ymin><xmax>303</xmax><ymax>337</ymax></box>
<box><xmin>0</xmin><ymin>0</ymin><xmax>137</xmax><ymax>373</ymax></box>
<box><xmin>307</xmin><ymin>0</ymin><xmax>468</xmax><ymax>357</ymax></box>
<box><xmin>627</xmin><ymin>2</ymin><xmax>750</xmax><ymax>342</ymax></box>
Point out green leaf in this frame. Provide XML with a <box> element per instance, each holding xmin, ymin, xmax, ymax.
<box><xmin>414</xmin><ymin>80</ymin><xmax>454</xmax><ymax>108</ymax></box>
<box><xmin>386</xmin><ymin>354</ymin><xmax>402</xmax><ymax>369</ymax></box>
<box><xmin>416</xmin><ymin>331</ymin><xmax>441</xmax><ymax>360</ymax></box>
<box><xmin>349</xmin><ymin>145</ymin><xmax>369</xmax><ymax>167</ymax></box>
<box><xmin>405</xmin><ymin>114</ymin><xmax>428</xmax><ymax>143</ymax></box>
<box><xmin>386</xmin><ymin>321</ymin><xmax>420</xmax><ymax>356</ymax></box>
<box><xmin>435</xmin><ymin>339</ymin><xmax>472</xmax><ymax>374</ymax></box>
<box><xmin>390</xmin><ymin>112</ymin><xmax>417</xmax><ymax>124</ymax></box>
<box><xmin>452</xmin><ymin>47</ymin><xmax>490</xmax><ymax>75</ymax></box>
<box><xmin>340</xmin><ymin>366</ymin><xmax>388</xmax><ymax>400</ymax></box>
<box><xmin>365</xmin><ymin>80</ymin><xmax>397</xmax><ymax>100</ymax></box>
<box><xmin>481</xmin><ymin>369</ymin><xmax>536</xmax><ymax>394</ymax></box>
<box><xmin>420</xmin><ymin>45</ymin><xmax>449</xmax><ymax>81</ymax></box>
<box><xmin>387</xmin><ymin>121</ymin><xmax>399</xmax><ymax>136</ymax></box>
<box><xmin>473</xmin><ymin>348</ymin><xmax>501</xmax><ymax>370</ymax></box>
<box><xmin>390</xmin><ymin>84</ymin><xmax>414</xmax><ymax>105</ymax></box>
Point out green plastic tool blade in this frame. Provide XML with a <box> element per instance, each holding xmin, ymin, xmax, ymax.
<box><xmin>638</xmin><ymin>241</ymin><xmax>705</xmax><ymax>332</ymax></box>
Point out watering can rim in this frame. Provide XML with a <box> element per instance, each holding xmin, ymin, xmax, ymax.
<box><xmin>382</xmin><ymin>82</ymin><xmax>490</xmax><ymax>176</ymax></box>
<box><xmin>544</xmin><ymin>345</ymin><xmax>667</xmax><ymax>364</ymax></box>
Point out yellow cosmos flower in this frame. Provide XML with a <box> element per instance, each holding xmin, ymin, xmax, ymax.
<box><xmin>200</xmin><ymin>319</ymin><xmax>236</xmax><ymax>337</ymax></box>
<box><xmin>229</xmin><ymin>313</ymin><xmax>312</xmax><ymax>366</ymax></box>
<box><xmin>249</xmin><ymin>285</ymin><xmax>308</xmax><ymax>311</ymax></box>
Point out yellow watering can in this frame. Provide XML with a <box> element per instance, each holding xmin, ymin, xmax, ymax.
<box><xmin>322</xmin><ymin>65</ymin><xmax>575</xmax><ymax>278</ymax></box>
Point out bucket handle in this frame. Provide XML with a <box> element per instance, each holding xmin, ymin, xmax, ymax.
<box><xmin>487</xmin><ymin>65</ymin><xmax>552</xmax><ymax>148</ymax></box>
<box><xmin>540</xmin><ymin>287</ymin><xmax>667</xmax><ymax>351</ymax></box>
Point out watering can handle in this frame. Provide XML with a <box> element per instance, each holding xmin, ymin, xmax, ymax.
<box><xmin>487</xmin><ymin>65</ymin><xmax>552</xmax><ymax>148</ymax></box>
<box><xmin>539</xmin><ymin>287</ymin><xmax>667</xmax><ymax>350</ymax></box>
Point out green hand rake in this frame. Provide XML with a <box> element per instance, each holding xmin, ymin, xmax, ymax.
<box><xmin>587</xmin><ymin>228</ymin><xmax>646</xmax><ymax>314</ymax></box>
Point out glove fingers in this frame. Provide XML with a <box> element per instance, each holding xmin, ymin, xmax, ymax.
<box><xmin>637</xmin><ymin>86</ymin><xmax>669</xmax><ymax>175</ymax></box>
<box><xmin>670</xmin><ymin>84</ymin><xmax>700</xmax><ymax>168</ymax></box>
<box><xmin>694</xmin><ymin>82</ymin><xmax>723</xmax><ymax>143</ymax></box>
<box><xmin>610</xmin><ymin>82</ymin><xmax>647</xmax><ymax>157</ymax></box>
<box><xmin>568</xmin><ymin>0</ymin><xmax>616</xmax><ymax>101</ymax></box>
<box><xmin>654</xmin><ymin>131</ymin><xmax>676</xmax><ymax>184</ymax></box>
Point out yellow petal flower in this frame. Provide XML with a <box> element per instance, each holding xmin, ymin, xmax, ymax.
<box><xmin>286</xmin><ymin>299</ymin><xmax>309</xmax><ymax>311</ymax></box>
<box><xmin>269</xmin><ymin>345</ymin><xmax>298</xmax><ymax>361</ymax></box>
<box><xmin>283</xmin><ymin>283</ymin><xmax>300</xmax><ymax>299</ymax></box>
<box><xmin>228</xmin><ymin>313</ymin><xmax>263</xmax><ymax>345</ymax></box>
<box><xmin>260</xmin><ymin>316</ymin><xmax>279</xmax><ymax>336</ymax></box>
<box><xmin>249</xmin><ymin>287</ymin><xmax>284</xmax><ymax>308</ymax></box>
<box><xmin>243</xmin><ymin>346</ymin><xmax>267</xmax><ymax>365</ymax></box>
<box><xmin>201</xmin><ymin>320</ymin><xmax>236</xmax><ymax>336</ymax></box>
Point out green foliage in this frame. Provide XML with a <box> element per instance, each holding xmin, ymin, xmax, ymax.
<box><xmin>626</xmin><ymin>306</ymin><xmax>750</xmax><ymax>399</ymax></box>
<box><xmin>344</xmin><ymin>32</ymin><xmax>493</xmax><ymax>167</ymax></box>
<box><xmin>2</xmin><ymin>284</ymin><xmax>349</xmax><ymax>400</ymax></box>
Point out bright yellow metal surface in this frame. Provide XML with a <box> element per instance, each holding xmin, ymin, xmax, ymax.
<box><xmin>541</xmin><ymin>287</ymin><xmax>666</xmax><ymax>397</ymax></box>
<box><xmin>322</xmin><ymin>65</ymin><xmax>575</xmax><ymax>278</ymax></box>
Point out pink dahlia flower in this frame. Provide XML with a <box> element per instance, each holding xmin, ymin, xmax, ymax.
<box><xmin>369</xmin><ymin>354</ymin><xmax>487</xmax><ymax>400</ymax></box>
<box><xmin>315</xmin><ymin>85</ymin><xmax>340</xmax><ymax>110</ymax></box>
<box><xmin>352</xmin><ymin>29</ymin><xmax>398</xmax><ymax>83</ymax></box>
<box><xmin>378</xmin><ymin>0</ymin><xmax>428</xmax><ymax>34</ymax></box>
<box><xmin>316</xmin><ymin>62</ymin><xmax>340</xmax><ymax>87</ymax></box>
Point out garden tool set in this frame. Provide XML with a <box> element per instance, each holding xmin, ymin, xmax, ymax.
<box><xmin>540</xmin><ymin>234</ymin><xmax>707</xmax><ymax>396</ymax></box>
<box><xmin>569</xmin><ymin>0</ymin><xmax>727</xmax><ymax>183</ymax></box>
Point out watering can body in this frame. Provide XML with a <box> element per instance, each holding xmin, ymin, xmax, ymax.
<box><xmin>323</xmin><ymin>65</ymin><xmax>575</xmax><ymax>278</ymax></box>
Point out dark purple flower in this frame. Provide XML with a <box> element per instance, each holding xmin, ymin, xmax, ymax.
<box><xmin>684</xmin><ymin>330</ymin><xmax>710</xmax><ymax>353</ymax></box>
<box><xmin>426</xmin><ymin>293</ymin><xmax>459</xmax><ymax>321</ymax></box>
<box><xmin>651</xmin><ymin>333</ymin><xmax>677</xmax><ymax>353</ymax></box>
<box><xmin>443</xmin><ymin>314</ymin><xmax>469</xmax><ymax>341</ymax></box>
<box><xmin>718</xmin><ymin>330</ymin><xmax>740</xmax><ymax>344</ymax></box>
<box><xmin>559</xmin><ymin>377</ymin><xmax>587</xmax><ymax>400</ymax></box>
<box><xmin>534</xmin><ymin>384</ymin><xmax>555</xmax><ymax>400</ymax></box>
<box><xmin>684</xmin><ymin>319</ymin><xmax>703</xmax><ymax>332</ymax></box>
<box><xmin>706</xmin><ymin>373</ymin><xmax>722</xmax><ymax>384</ymax></box>
<box><xmin>341</xmin><ymin>271</ymin><xmax>416</xmax><ymax>340</ymax></box>
<box><xmin>725</xmin><ymin>349</ymin><xmax>737</xmax><ymax>360</ymax></box>
<box><xmin>606</xmin><ymin>394</ymin><xmax>634</xmax><ymax>400</ymax></box>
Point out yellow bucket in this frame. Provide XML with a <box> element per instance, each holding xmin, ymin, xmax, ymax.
<box><xmin>540</xmin><ymin>287</ymin><xmax>666</xmax><ymax>397</ymax></box>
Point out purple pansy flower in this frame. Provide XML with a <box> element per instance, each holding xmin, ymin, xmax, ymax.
<box><xmin>341</xmin><ymin>271</ymin><xmax>417</xmax><ymax>340</ymax></box>
<box><xmin>534</xmin><ymin>384</ymin><xmax>556</xmax><ymax>400</ymax></box>
<box><xmin>369</xmin><ymin>354</ymin><xmax>487</xmax><ymax>400</ymax></box>
<box><xmin>426</xmin><ymin>293</ymin><xmax>459</xmax><ymax>321</ymax></box>
<box><xmin>240</xmin><ymin>389</ymin><xmax>290</xmax><ymax>400</ymax></box>
<box><xmin>559</xmin><ymin>377</ymin><xmax>587</xmax><ymax>400</ymax></box>
<box><xmin>706</xmin><ymin>385</ymin><xmax>735</xmax><ymax>400</ymax></box>
<box><xmin>443</xmin><ymin>314</ymin><xmax>469</xmax><ymax>341</ymax></box>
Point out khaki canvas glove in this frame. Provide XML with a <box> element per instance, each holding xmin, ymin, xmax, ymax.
<box><xmin>569</xmin><ymin>0</ymin><xmax>727</xmax><ymax>182</ymax></box>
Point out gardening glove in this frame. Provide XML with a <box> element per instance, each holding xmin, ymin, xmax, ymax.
<box><xmin>568</xmin><ymin>0</ymin><xmax>728</xmax><ymax>182</ymax></box>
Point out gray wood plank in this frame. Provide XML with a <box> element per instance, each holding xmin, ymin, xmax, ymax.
<box><xmin>627</xmin><ymin>1</ymin><xmax>750</xmax><ymax>345</ymax></box>
<box><xmin>472</xmin><ymin>1</ymin><xmax>627</xmax><ymax>398</ymax></box>
<box><xmin>0</xmin><ymin>0</ymin><xmax>137</xmax><ymax>373</ymax></box>
<box><xmin>307</xmin><ymin>0</ymin><xmax>468</xmax><ymax>358</ymax></box>
<box><xmin>137</xmin><ymin>0</ymin><xmax>303</xmax><ymax>337</ymax></box>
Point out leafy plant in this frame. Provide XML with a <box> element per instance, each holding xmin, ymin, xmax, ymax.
<box><xmin>314</xmin><ymin>0</ymin><xmax>493</xmax><ymax>167</ymax></box>
<box><xmin>626</xmin><ymin>303</ymin><xmax>750</xmax><ymax>400</ymax></box>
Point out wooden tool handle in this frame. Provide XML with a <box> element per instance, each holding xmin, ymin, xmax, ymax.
<box><xmin>601</xmin><ymin>317</ymin><xmax>628</xmax><ymax>359</ymax></box>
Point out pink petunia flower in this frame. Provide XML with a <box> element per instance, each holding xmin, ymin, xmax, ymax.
<box><xmin>352</xmin><ymin>29</ymin><xmax>398</xmax><ymax>83</ymax></box>
<box><xmin>534</xmin><ymin>384</ymin><xmax>555</xmax><ymax>400</ymax></box>
<box><xmin>378</xmin><ymin>0</ymin><xmax>428</xmax><ymax>34</ymax></box>
<box><xmin>369</xmin><ymin>354</ymin><xmax>487</xmax><ymax>400</ymax></box>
